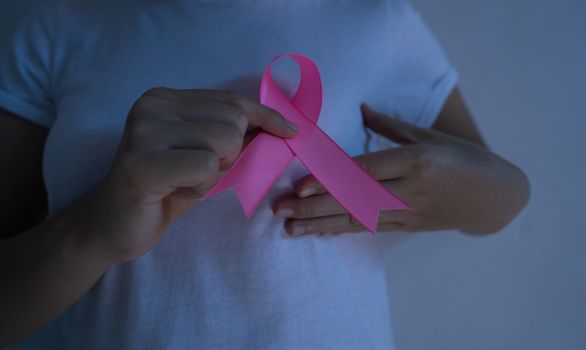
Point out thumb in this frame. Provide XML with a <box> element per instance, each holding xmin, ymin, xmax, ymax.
<box><xmin>361</xmin><ymin>103</ymin><xmax>435</xmax><ymax>144</ymax></box>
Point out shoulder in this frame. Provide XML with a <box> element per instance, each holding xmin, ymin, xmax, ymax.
<box><xmin>16</xmin><ymin>0</ymin><xmax>138</xmax><ymax>39</ymax></box>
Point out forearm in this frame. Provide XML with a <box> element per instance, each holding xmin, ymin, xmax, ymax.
<box><xmin>461</xmin><ymin>150</ymin><xmax>530</xmax><ymax>235</ymax></box>
<box><xmin>432</xmin><ymin>88</ymin><xmax>530</xmax><ymax>234</ymax></box>
<box><xmin>0</xmin><ymin>190</ymin><xmax>113</xmax><ymax>347</ymax></box>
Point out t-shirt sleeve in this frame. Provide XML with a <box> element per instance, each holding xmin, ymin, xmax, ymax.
<box><xmin>402</xmin><ymin>6</ymin><xmax>458</xmax><ymax>128</ymax></box>
<box><xmin>388</xmin><ymin>0</ymin><xmax>458</xmax><ymax>128</ymax></box>
<box><xmin>0</xmin><ymin>6</ymin><xmax>57</xmax><ymax>128</ymax></box>
<box><xmin>366</xmin><ymin>1</ymin><xmax>458</xmax><ymax>152</ymax></box>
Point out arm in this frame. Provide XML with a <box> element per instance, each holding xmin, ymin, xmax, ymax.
<box><xmin>0</xmin><ymin>89</ymin><xmax>298</xmax><ymax>346</ymax></box>
<box><xmin>273</xmin><ymin>87</ymin><xmax>531</xmax><ymax>236</ymax></box>
<box><xmin>0</xmin><ymin>109</ymin><xmax>112</xmax><ymax>346</ymax></box>
<box><xmin>0</xmin><ymin>112</ymin><xmax>48</xmax><ymax>237</ymax></box>
<box><xmin>431</xmin><ymin>87</ymin><xmax>486</xmax><ymax>146</ymax></box>
<box><xmin>430</xmin><ymin>87</ymin><xmax>531</xmax><ymax>233</ymax></box>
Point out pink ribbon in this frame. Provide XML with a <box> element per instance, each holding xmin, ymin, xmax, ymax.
<box><xmin>203</xmin><ymin>54</ymin><xmax>410</xmax><ymax>233</ymax></box>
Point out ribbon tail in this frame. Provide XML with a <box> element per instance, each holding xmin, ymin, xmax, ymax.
<box><xmin>202</xmin><ymin>133</ymin><xmax>294</xmax><ymax>218</ymax></box>
<box><xmin>261</xmin><ymin>54</ymin><xmax>409</xmax><ymax>233</ymax></box>
<box><xmin>287</xmin><ymin>125</ymin><xmax>410</xmax><ymax>234</ymax></box>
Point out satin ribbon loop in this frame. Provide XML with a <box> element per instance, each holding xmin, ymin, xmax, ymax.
<box><xmin>203</xmin><ymin>54</ymin><xmax>410</xmax><ymax>233</ymax></box>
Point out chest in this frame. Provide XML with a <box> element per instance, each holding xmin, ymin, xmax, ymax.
<box><xmin>43</xmin><ymin>2</ymin><xmax>401</xmax><ymax>214</ymax></box>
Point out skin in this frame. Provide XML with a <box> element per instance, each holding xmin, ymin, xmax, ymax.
<box><xmin>273</xmin><ymin>88</ymin><xmax>530</xmax><ymax>236</ymax></box>
<box><xmin>0</xmin><ymin>88</ymin><xmax>298</xmax><ymax>346</ymax></box>
<box><xmin>0</xmin><ymin>86</ymin><xmax>530</xmax><ymax>346</ymax></box>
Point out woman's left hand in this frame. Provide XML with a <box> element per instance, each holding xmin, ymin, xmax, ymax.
<box><xmin>273</xmin><ymin>104</ymin><xmax>530</xmax><ymax>237</ymax></box>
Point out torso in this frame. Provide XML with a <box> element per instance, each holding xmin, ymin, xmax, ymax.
<box><xmin>11</xmin><ymin>1</ymin><xmax>454</xmax><ymax>348</ymax></box>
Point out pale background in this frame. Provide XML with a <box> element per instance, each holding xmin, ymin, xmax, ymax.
<box><xmin>1</xmin><ymin>1</ymin><xmax>585</xmax><ymax>349</ymax></box>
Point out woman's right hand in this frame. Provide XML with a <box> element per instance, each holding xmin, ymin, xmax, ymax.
<box><xmin>1</xmin><ymin>89</ymin><xmax>297</xmax><ymax>344</ymax></box>
<box><xmin>86</xmin><ymin>88</ymin><xmax>298</xmax><ymax>263</ymax></box>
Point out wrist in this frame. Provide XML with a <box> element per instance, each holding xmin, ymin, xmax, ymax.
<box><xmin>59</xmin><ymin>187</ymin><xmax>119</xmax><ymax>268</ymax></box>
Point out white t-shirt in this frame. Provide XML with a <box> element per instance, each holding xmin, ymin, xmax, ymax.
<box><xmin>0</xmin><ymin>0</ymin><xmax>457</xmax><ymax>349</ymax></box>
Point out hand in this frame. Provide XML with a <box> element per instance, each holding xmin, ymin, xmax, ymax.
<box><xmin>273</xmin><ymin>104</ymin><xmax>529</xmax><ymax>237</ymax></box>
<box><xmin>85</xmin><ymin>88</ymin><xmax>298</xmax><ymax>262</ymax></box>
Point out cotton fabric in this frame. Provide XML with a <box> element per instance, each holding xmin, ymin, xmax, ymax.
<box><xmin>0</xmin><ymin>0</ymin><xmax>457</xmax><ymax>348</ymax></box>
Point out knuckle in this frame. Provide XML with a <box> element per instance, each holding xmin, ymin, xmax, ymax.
<box><xmin>128</xmin><ymin>101</ymin><xmax>144</xmax><ymax>120</ymax></box>
<box><xmin>225</xmin><ymin>90</ymin><xmax>242</xmax><ymax>104</ymax></box>
<box><xmin>411</xmin><ymin>148</ymin><xmax>436</xmax><ymax>175</ymax></box>
<box><xmin>143</xmin><ymin>87</ymin><xmax>168</xmax><ymax>97</ymax></box>
<box><xmin>198</xmin><ymin>152</ymin><xmax>220</xmax><ymax>180</ymax></box>
<box><xmin>125</xmin><ymin>120</ymin><xmax>152</xmax><ymax>145</ymax></box>
<box><xmin>193</xmin><ymin>152</ymin><xmax>220</xmax><ymax>191</ymax></box>
<box><xmin>129</xmin><ymin>95</ymin><xmax>157</xmax><ymax>120</ymax></box>
<box><xmin>227</xmin><ymin>106</ymin><xmax>248</xmax><ymax>131</ymax></box>
<box><xmin>199</xmin><ymin>151</ymin><xmax>220</xmax><ymax>175</ymax></box>
<box><xmin>217</xmin><ymin>126</ymin><xmax>243</xmax><ymax>157</ymax></box>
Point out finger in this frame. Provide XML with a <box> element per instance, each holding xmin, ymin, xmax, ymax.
<box><xmin>131</xmin><ymin>96</ymin><xmax>249</xmax><ymax>134</ymax></box>
<box><xmin>294</xmin><ymin>147</ymin><xmax>419</xmax><ymax>198</ymax></box>
<box><xmin>361</xmin><ymin>103</ymin><xmax>437</xmax><ymax>144</ymax></box>
<box><xmin>144</xmin><ymin>88</ymin><xmax>299</xmax><ymax>138</ymax></box>
<box><xmin>294</xmin><ymin>175</ymin><xmax>326</xmax><ymax>198</ymax></box>
<box><xmin>144</xmin><ymin>88</ymin><xmax>248</xmax><ymax>106</ymax></box>
<box><xmin>285</xmin><ymin>214</ymin><xmax>406</xmax><ymax>237</ymax></box>
<box><xmin>132</xmin><ymin>149</ymin><xmax>220</xmax><ymax>200</ymax></box>
<box><xmin>125</xmin><ymin>120</ymin><xmax>243</xmax><ymax>169</ymax></box>
<box><xmin>237</xmin><ymin>96</ymin><xmax>299</xmax><ymax>138</ymax></box>
<box><xmin>354</xmin><ymin>147</ymin><xmax>419</xmax><ymax>180</ymax></box>
<box><xmin>145</xmin><ymin>87</ymin><xmax>251</xmax><ymax>106</ymax></box>
<box><xmin>274</xmin><ymin>193</ymin><xmax>346</xmax><ymax>219</ymax></box>
<box><xmin>377</xmin><ymin>221</ymin><xmax>409</xmax><ymax>233</ymax></box>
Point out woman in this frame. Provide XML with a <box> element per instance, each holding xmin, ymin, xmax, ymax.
<box><xmin>0</xmin><ymin>0</ymin><xmax>529</xmax><ymax>348</ymax></box>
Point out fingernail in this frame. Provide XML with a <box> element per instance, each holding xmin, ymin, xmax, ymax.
<box><xmin>276</xmin><ymin>208</ymin><xmax>294</xmax><ymax>217</ymax></box>
<box><xmin>299</xmin><ymin>187</ymin><xmax>316</xmax><ymax>198</ymax></box>
<box><xmin>291</xmin><ymin>225</ymin><xmax>306</xmax><ymax>236</ymax></box>
<box><xmin>285</xmin><ymin>120</ymin><xmax>298</xmax><ymax>133</ymax></box>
